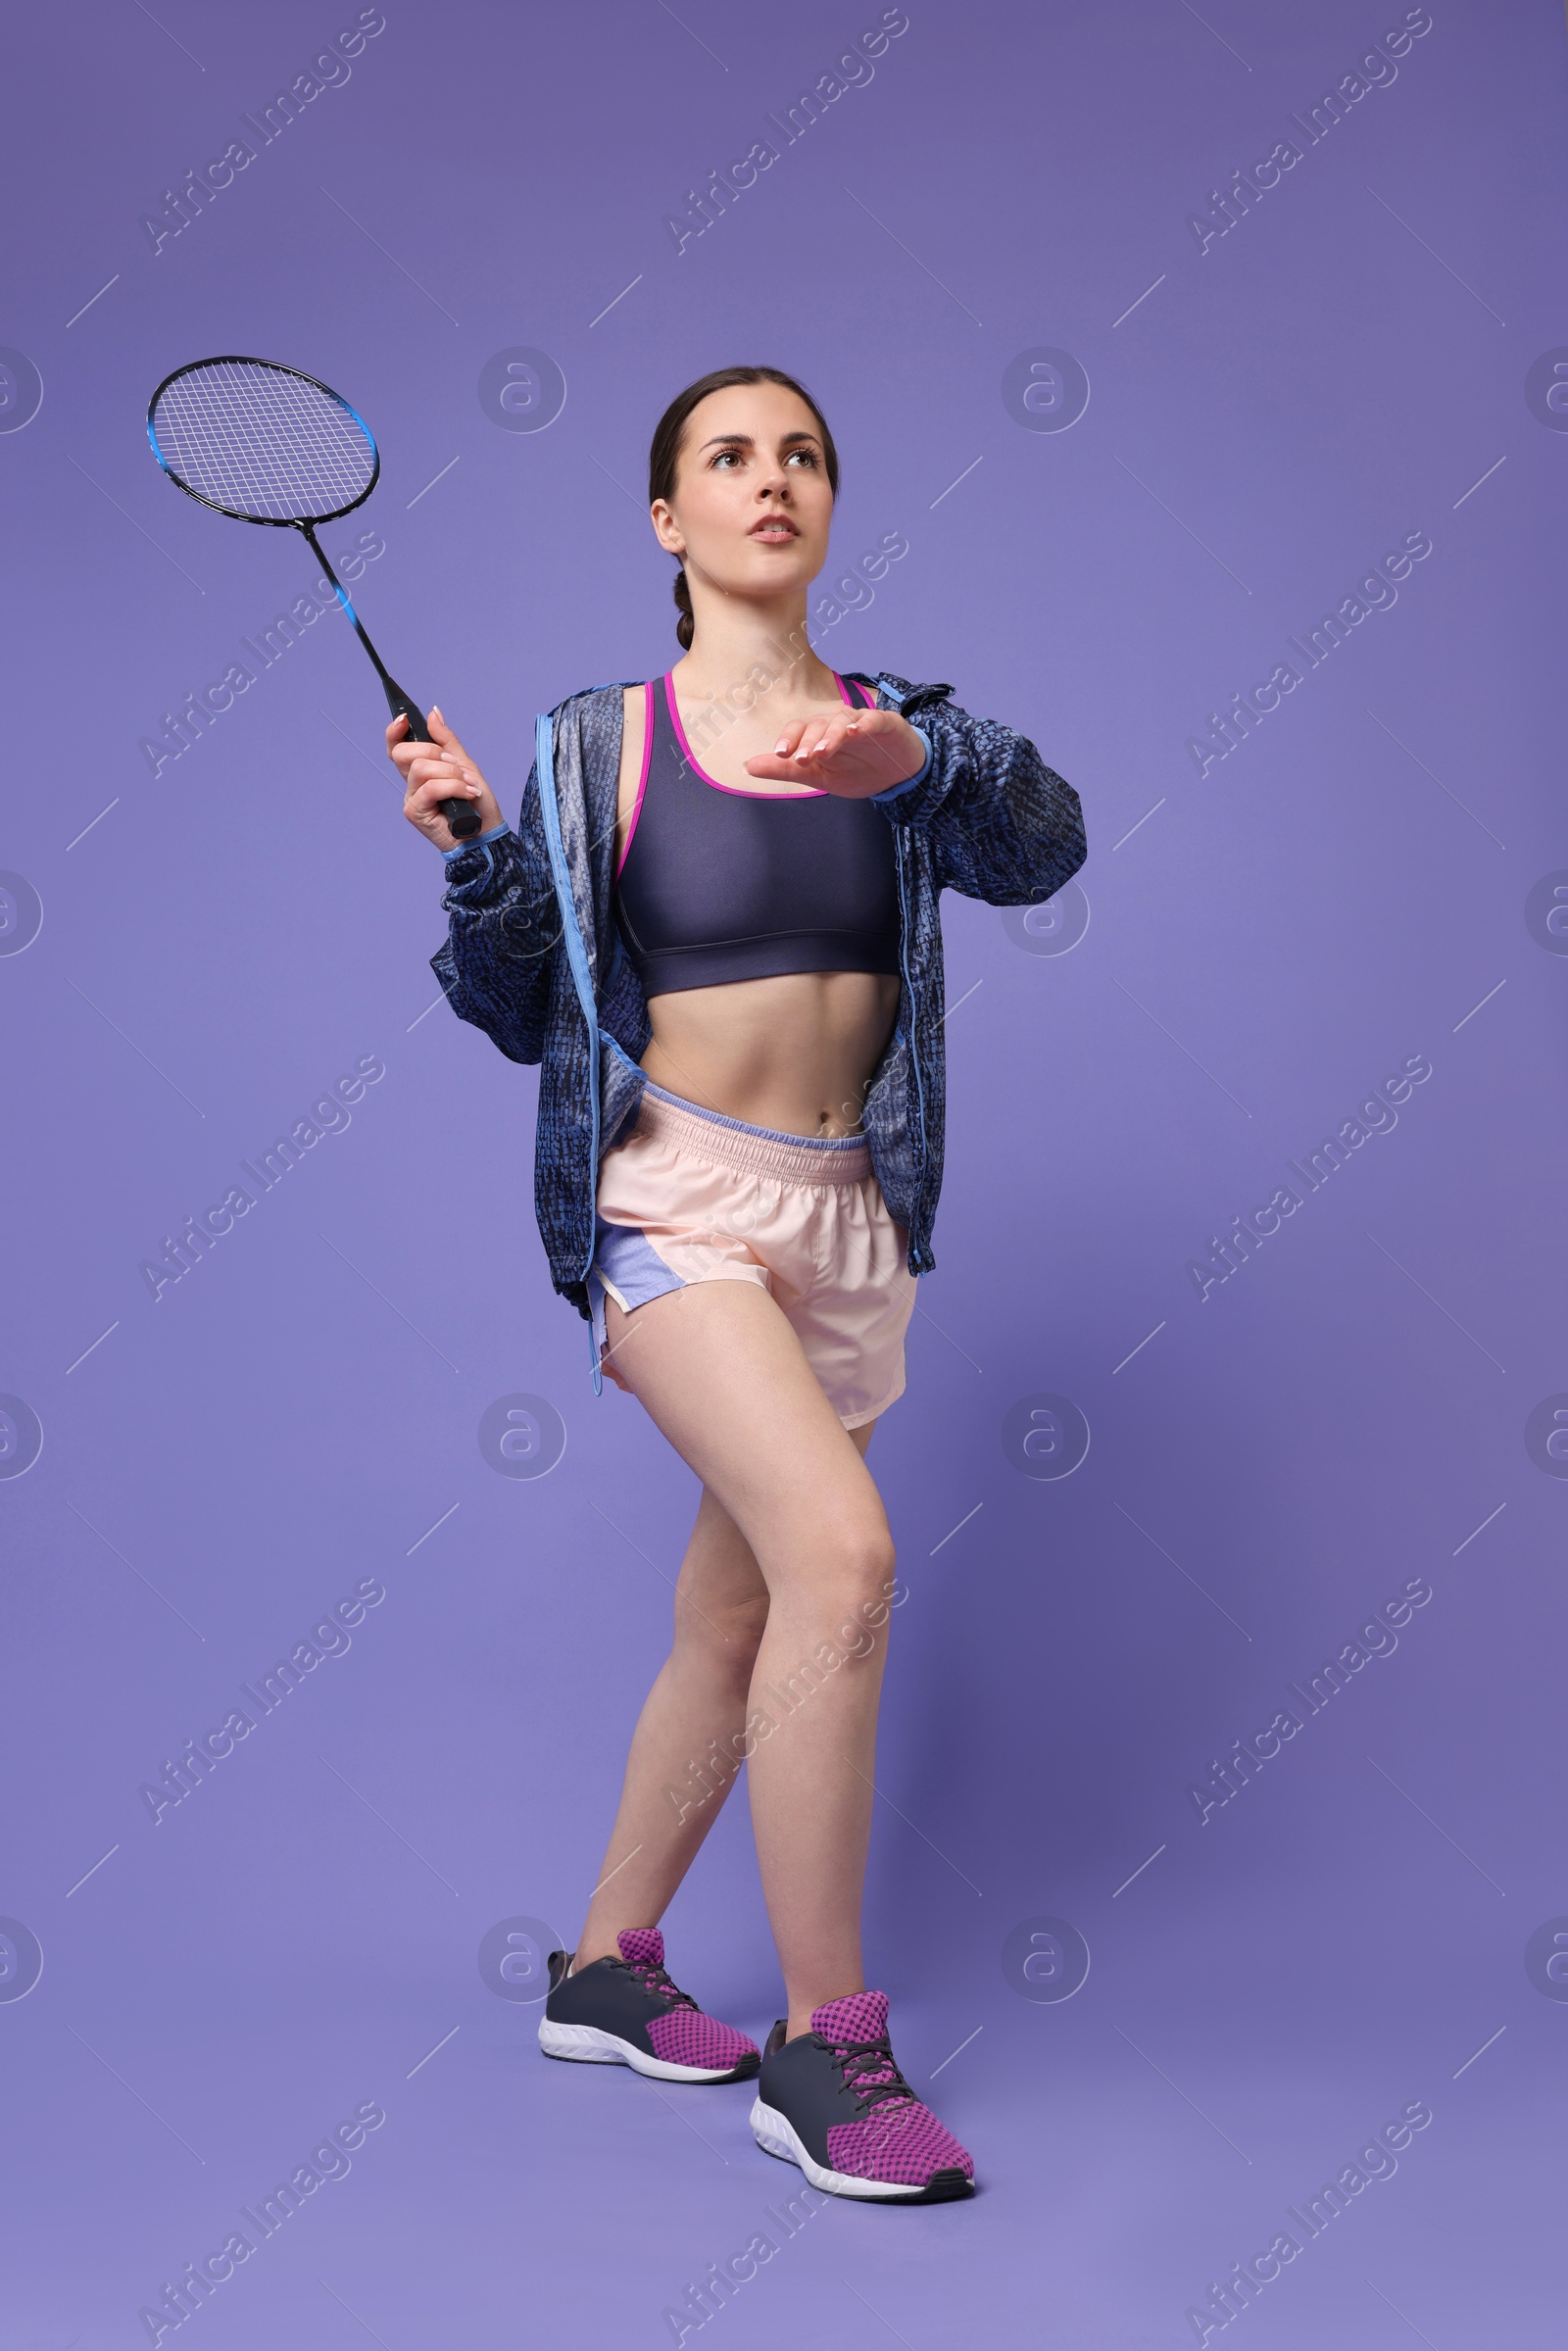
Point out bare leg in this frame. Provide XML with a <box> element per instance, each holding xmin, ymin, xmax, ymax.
<box><xmin>572</xmin><ymin>1481</ymin><xmax>766</xmax><ymax>1968</ymax></box>
<box><xmin>574</xmin><ymin>1418</ymin><xmax>874</xmax><ymax>1970</ymax></box>
<box><xmin>583</xmin><ymin>1279</ymin><xmax>897</xmax><ymax>2040</ymax></box>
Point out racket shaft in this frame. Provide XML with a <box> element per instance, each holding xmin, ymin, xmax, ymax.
<box><xmin>305</xmin><ymin>525</ymin><xmax>478</xmax><ymax>838</ymax></box>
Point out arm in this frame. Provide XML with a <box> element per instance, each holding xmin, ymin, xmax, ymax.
<box><xmin>429</xmin><ymin>777</ymin><xmax>562</xmax><ymax>1064</ymax></box>
<box><xmin>391</xmin><ymin>708</ymin><xmax>562</xmax><ymax>1066</ymax></box>
<box><xmin>738</xmin><ymin>675</ymin><xmax>1086</xmax><ymax>909</ymax></box>
<box><xmin>866</xmin><ymin>684</ymin><xmax>1087</xmax><ymax>907</ymax></box>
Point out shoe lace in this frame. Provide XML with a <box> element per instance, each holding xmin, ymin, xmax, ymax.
<box><xmin>622</xmin><ymin>1956</ymin><xmax>697</xmax><ymax>2011</ymax></box>
<box><xmin>825</xmin><ymin>2032</ymin><xmax>916</xmax><ymax>2115</ymax></box>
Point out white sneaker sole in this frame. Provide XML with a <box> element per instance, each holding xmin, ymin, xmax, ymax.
<box><xmin>750</xmin><ymin>2096</ymin><xmax>961</xmax><ymax>2201</ymax></box>
<box><xmin>538</xmin><ymin>2018</ymin><xmax>748</xmax><ymax>2082</ymax></box>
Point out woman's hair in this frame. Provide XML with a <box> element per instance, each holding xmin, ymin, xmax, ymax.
<box><xmin>648</xmin><ymin>367</ymin><xmax>840</xmax><ymax>649</ymax></box>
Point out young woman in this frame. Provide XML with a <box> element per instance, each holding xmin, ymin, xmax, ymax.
<box><xmin>392</xmin><ymin>366</ymin><xmax>1086</xmax><ymax>2202</ymax></box>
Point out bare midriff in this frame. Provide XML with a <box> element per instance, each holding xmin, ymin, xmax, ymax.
<box><xmin>616</xmin><ymin>683</ymin><xmax>901</xmax><ymax>1141</ymax></box>
<box><xmin>638</xmin><ymin>969</ymin><xmax>901</xmax><ymax>1139</ymax></box>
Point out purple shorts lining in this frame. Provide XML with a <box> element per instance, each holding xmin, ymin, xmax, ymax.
<box><xmin>640</xmin><ymin>1075</ymin><xmax>866</xmax><ymax>1152</ymax></box>
<box><xmin>633</xmin><ymin>1080</ymin><xmax>872</xmax><ymax>1187</ymax></box>
<box><xmin>589</xmin><ymin>1214</ymin><xmax>686</xmax><ymax>1358</ymax></box>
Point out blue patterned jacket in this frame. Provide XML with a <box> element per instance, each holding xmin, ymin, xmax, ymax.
<box><xmin>431</xmin><ymin>671</ymin><xmax>1086</xmax><ymax>1392</ymax></box>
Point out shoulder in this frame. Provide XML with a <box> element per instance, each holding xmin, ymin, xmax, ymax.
<box><xmin>543</xmin><ymin>679</ymin><xmax>639</xmax><ymax>727</ymax></box>
<box><xmin>618</xmin><ymin>683</ymin><xmax>648</xmax><ymax>782</ymax></box>
<box><xmin>535</xmin><ymin>679</ymin><xmax>644</xmax><ymax>785</ymax></box>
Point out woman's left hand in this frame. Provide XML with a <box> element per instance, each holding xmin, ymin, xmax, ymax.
<box><xmin>743</xmin><ymin>707</ymin><xmax>927</xmax><ymax>798</ymax></box>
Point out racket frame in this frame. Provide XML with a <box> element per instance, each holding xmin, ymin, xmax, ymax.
<box><xmin>146</xmin><ymin>355</ymin><xmax>479</xmax><ymax>838</ymax></box>
<box><xmin>146</xmin><ymin>355</ymin><xmax>380</xmax><ymax>526</ymax></box>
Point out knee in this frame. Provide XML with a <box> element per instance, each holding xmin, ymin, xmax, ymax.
<box><xmin>676</xmin><ymin>1589</ymin><xmax>769</xmax><ymax>1683</ymax></box>
<box><xmin>811</xmin><ymin>1525</ymin><xmax>898</xmax><ymax>1633</ymax></box>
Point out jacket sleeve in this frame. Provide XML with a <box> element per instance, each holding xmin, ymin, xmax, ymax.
<box><xmin>428</xmin><ymin>759</ymin><xmax>562</xmax><ymax>1065</ymax></box>
<box><xmin>870</xmin><ymin>684</ymin><xmax>1086</xmax><ymax>907</ymax></box>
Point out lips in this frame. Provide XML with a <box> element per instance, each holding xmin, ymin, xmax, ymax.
<box><xmin>750</xmin><ymin>516</ymin><xmax>798</xmax><ymax>539</ymax></box>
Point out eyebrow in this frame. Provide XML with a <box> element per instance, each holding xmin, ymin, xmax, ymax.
<box><xmin>696</xmin><ymin>429</ymin><xmax>822</xmax><ymax>452</ymax></box>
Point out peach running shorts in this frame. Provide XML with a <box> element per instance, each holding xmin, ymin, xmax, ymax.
<box><xmin>588</xmin><ymin>1077</ymin><xmax>917</xmax><ymax>1429</ymax></box>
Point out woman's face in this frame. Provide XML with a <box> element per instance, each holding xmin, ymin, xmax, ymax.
<box><xmin>651</xmin><ymin>381</ymin><xmax>834</xmax><ymax>607</ymax></box>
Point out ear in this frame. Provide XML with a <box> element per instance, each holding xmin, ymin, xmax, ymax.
<box><xmin>650</xmin><ymin>499</ymin><xmax>685</xmax><ymax>557</ymax></box>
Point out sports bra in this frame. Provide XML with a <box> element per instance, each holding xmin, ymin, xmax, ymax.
<box><xmin>612</xmin><ymin>672</ymin><xmax>903</xmax><ymax>1000</ymax></box>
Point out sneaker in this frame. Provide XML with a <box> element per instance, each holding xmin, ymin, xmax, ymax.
<box><xmin>538</xmin><ymin>1929</ymin><xmax>760</xmax><ymax>2083</ymax></box>
<box><xmin>750</xmin><ymin>1990</ymin><xmax>975</xmax><ymax>2201</ymax></box>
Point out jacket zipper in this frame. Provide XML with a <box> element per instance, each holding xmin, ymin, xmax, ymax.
<box><xmin>532</xmin><ymin>710</ymin><xmax>605</xmax><ymax>1389</ymax></box>
<box><xmin>893</xmin><ymin>828</ymin><xmax>928</xmax><ymax>1255</ymax></box>
<box><xmin>874</xmin><ymin>676</ymin><xmax>929</xmax><ymax>1261</ymax></box>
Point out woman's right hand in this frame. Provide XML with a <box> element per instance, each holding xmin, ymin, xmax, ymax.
<box><xmin>390</xmin><ymin>707</ymin><xmax>507</xmax><ymax>852</ymax></box>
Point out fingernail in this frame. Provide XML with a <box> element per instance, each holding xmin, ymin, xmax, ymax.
<box><xmin>774</xmin><ymin>739</ymin><xmax>789</xmax><ymax>754</ymax></box>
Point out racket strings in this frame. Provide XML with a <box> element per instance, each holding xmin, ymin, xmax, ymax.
<box><xmin>150</xmin><ymin>360</ymin><xmax>374</xmax><ymax>521</ymax></box>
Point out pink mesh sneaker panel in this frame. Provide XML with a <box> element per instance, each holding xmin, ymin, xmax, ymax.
<box><xmin>810</xmin><ymin>1990</ymin><xmax>892</xmax><ymax>2045</ymax></box>
<box><xmin>617</xmin><ymin>1929</ymin><xmax>665</xmax><ymax>1968</ymax></box>
<box><xmin>812</xmin><ymin>1988</ymin><xmax>974</xmax><ymax>2186</ymax></box>
<box><xmin>646</xmin><ymin>2009</ymin><xmax>760</xmax><ymax>2069</ymax></box>
<box><xmin>826</xmin><ymin>2103</ymin><xmax>974</xmax><ymax>2186</ymax></box>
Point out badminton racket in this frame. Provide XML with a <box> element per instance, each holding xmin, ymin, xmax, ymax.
<box><xmin>146</xmin><ymin>355</ymin><xmax>478</xmax><ymax>837</ymax></box>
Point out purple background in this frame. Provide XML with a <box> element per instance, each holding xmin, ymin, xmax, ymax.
<box><xmin>3</xmin><ymin>1</ymin><xmax>1563</xmax><ymax>2342</ymax></box>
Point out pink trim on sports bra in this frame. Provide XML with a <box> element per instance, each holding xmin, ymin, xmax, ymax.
<box><xmin>614</xmin><ymin>680</ymin><xmax>657</xmax><ymax>881</ymax></box>
<box><xmin>616</xmin><ymin>675</ymin><xmax>876</xmax><ymax>878</ymax></box>
<box><xmin>662</xmin><ymin>673</ymin><xmax>874</xmax><ymax>800</ymax></box>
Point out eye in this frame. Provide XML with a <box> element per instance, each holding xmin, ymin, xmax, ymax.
<box><xmin>785</xmin><ymin>449</ymin><xmax>819</xmax><ymax>467</ymax></box>
<box><xmin>710</xmin><ymin>447</ymin><xmax>744</xmax><ymax>468</ymax></box>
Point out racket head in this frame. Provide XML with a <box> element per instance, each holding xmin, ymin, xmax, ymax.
<box><xmin>146</xmin><ymin>356</ymin><xmax>379</xmax><ymax>527</ymax></box>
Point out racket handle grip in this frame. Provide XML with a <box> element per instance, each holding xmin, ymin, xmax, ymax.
<box><xmin>389</xmin><ymin>692</ymin><xmax>481</xmax><ymax>840</ymax></box>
